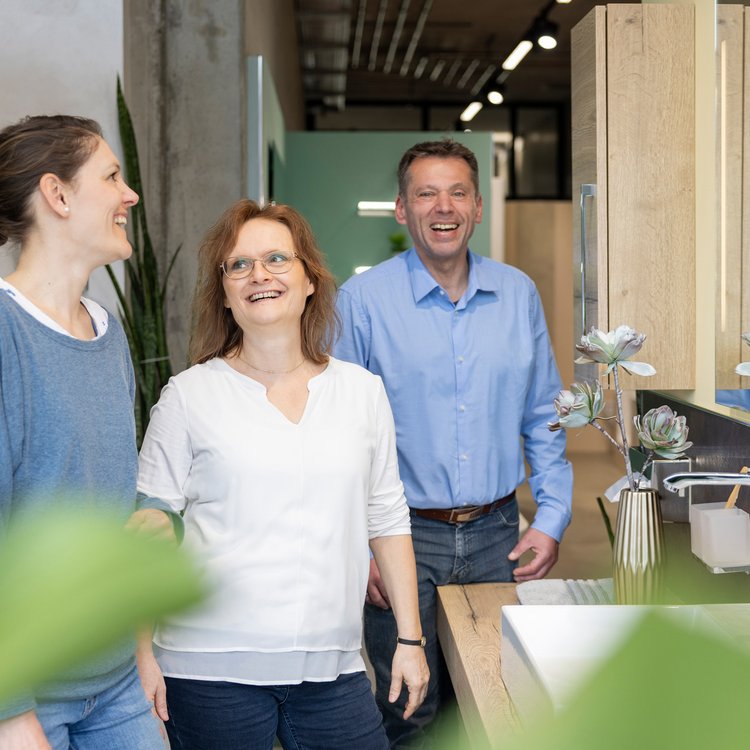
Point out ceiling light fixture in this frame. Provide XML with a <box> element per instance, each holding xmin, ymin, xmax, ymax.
<box><xmin>357</xmin><ymin>201</ymin><xmax>396</xmax><ymax>216</ymax></box>
<box><xmin>502</xmin><ymin>40</ymin><xmax>533</xmax><ymax>71</ymax></box>
<box><xmin>459</xmin><ymin>101</ymin><xmax>483</xmax><ymax>122</ymax></box>
<box><xmin>533</xmin><ymin>18</ymin><xmax>559</xmax><ymax>50</ymax></box>
<box><xmin>487</xmin><ymin>89</ymin><xmax>504</xmax><ymax>105</ymax></box>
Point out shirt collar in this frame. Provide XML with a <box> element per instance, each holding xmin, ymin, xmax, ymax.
<box><xmin>406</xmin><ymin>247</ymin><xmax>501</xmax><ymax>305</ymax></box>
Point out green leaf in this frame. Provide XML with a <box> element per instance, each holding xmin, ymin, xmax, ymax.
<box><xmin>109</xmin><ymin>77</ymin><xmax>179</xmax><ymax>446</ymax></box>
<box><xmin>595</xmin><ymin>496</ymin><xmax>615</xmax><ymax>548</ymax></box>
<box><xmin>0</xmin><ymin>506</ymin><xmax>204</xmax><ymax>703</ymax></box>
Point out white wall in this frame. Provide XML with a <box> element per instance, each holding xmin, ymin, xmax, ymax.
<box><xmin>0</xmin><ymin>0</ymin><xmax>124</xmax><ymax>309</ymax></box>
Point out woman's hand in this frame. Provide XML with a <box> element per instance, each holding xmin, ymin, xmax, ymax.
<box><xmin>126</xmin><ymin>509</ymin><xmax>175</xmax><ymax>543</ymax></box>
<box><xmin>389</xmin><ymin>644</ymin><xmax>429</xmax><ymax>720</ymax></box>
<box><xmin>136</xmin><ymin>636</ymin><xmax>169</xmax><ymax>722</ymax></box>
<box><xmin>0</xmin><ymin>712</ymin><xmax>52</xmax><ymax>749</ymax></box>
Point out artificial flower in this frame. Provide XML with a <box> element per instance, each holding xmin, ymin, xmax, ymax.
<box><xmin>634</xmin><ymin>406</ymin><xmax>693</xmax><ymax>460</ymax></box>
<box><xmin>575</xmin><ymin>326</ymin><xmax>657</xmax><ymax>376</ymax></box>
<box><xmin>549</xmin><ymin>382</ymin><xmax>605</xmax><ymax>431</ymax></box>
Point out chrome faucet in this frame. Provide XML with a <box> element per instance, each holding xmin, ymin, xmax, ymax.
<box><xmin>662</xmin><ymin>472</ymin><xmax>750</xmax><ymax>493</ymax></box>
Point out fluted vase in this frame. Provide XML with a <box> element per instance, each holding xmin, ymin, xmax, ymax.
<box><xmin>612</xmin><ymin>488</ymin><xmax>665</xmax><ymax>604</ymax></box>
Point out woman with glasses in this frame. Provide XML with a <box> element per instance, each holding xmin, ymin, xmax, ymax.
<box><xmin>136</xmin><ymin>199</ymin><xmax>428</xmax><ymax>750</ymax></box>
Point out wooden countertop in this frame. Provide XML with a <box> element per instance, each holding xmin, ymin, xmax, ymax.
<box><xmin>436</xmin><ymin>582</ymin><xmax>519</xmax><ymax>750</ymax></box>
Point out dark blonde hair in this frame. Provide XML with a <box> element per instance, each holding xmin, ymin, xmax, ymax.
<box><xmin>0</xmin><ymin>115</ymin><xmax>102</xmax><ymax>245</ymax></box>
<box><xmin>189</xmin><ymin>199</ymin><xmax>338</xmax><ymax>365</ymax></box>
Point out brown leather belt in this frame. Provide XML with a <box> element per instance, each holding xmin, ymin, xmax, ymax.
<box><xmin>410</xmin><ymin>492</ymin><xmax>516</xmax><ymax>525</ymax></box>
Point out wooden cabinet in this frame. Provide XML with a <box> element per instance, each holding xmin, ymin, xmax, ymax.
<box><xmin>572</xmin><ymin>4</ymin><xmax>695</xmax><ymax>390</ymax></box>
<box><xmin>715</xmin><ymin>5</ymin><xmax>747</xmax><ymax>392</ymax></box>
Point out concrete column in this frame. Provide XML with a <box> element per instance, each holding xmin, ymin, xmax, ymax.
<box><xmin>124</xmin><ymin>0</ymin><xmax>246</xmax><ymax>371</ymax></box>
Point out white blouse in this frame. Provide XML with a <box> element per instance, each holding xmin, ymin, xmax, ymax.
<box><xmin>137</xmin><ymin>356</ymin><xmax>411</xmax><ymax>685</ymax></box>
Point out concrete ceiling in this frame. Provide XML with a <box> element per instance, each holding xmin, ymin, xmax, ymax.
<box><xmin>294</xmin><ymin>0</ymin><xmax>632</xmax><ymax>116</ymax></box>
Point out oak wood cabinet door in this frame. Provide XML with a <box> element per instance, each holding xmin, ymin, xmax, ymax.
<box><xmin>572</xmin><ymin>4</ymin><xmax>695</xmax><ymax>390</ymax></box>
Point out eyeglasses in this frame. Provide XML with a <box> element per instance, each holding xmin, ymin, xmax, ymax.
<box><xmin>220</xmin><ymin>252</ymin><xmax>298</xmax><ymax>279</ymax></box>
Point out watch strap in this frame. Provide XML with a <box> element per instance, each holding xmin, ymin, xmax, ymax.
<box><xmin>397</xmin><ymin>636</ymin><xmax>426</xmax><ymax>647</ymax></box>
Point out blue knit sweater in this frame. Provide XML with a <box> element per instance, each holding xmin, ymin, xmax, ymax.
<box><xmin>0</xmin><ymin>291</ymin><xmax>138</xmax><ymax>719</ymax></box>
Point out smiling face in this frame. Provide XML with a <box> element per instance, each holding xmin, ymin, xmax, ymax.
<box><xmin>222</xmin><ymin>218</ymin><xmax>315</xmax><ymax>335</ymax></box>
<box><xmin>65</xmin><ymin>138</ymin><xmax>139</xmax><ymax>266</ymax></box>
<box><xmin>395</xmin><ymin>156</ymin><xmax>483</xmax><ymax>269</ymax></box>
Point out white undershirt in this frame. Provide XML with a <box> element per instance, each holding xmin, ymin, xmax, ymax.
<box><xmin>0</xmin><ymin>278</ymin><xmax>109</xmax><ymax>338</ymax></box>
<box><xmin>137</xmin><ymin>356</ymin><xmax>411</xmax><ymax>685</ymax></box>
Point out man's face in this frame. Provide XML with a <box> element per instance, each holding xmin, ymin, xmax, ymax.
<box><xmin>395</xmin><ymin>156</ymin><xmax>483</xmax><ymax>267</ymax></box>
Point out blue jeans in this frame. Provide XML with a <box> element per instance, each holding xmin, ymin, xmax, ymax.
<box><xmin>365</xmin><ymin>501</ymin><xmax>519</xmax><ymax>748</ymax></box>
<box><xmin>164</xmin><ymin>671</ymin><xmax>389</xmax><ymax>750</ymax></box>
<box><xmin>35</xmin><ymin>665</ymin><xmax>164</xmax><ymax>750</ymax></box>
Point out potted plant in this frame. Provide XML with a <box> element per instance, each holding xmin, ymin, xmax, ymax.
<box><xmin>549</xmin><ymin>326</ymin><xmax>692</xmax><ymax>603</ymax></box>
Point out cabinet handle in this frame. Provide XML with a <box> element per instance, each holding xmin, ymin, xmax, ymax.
<box><xmin>579</xmin><ymin>183</ymin><xmax>597</xmax><ymax>335</ymax></box>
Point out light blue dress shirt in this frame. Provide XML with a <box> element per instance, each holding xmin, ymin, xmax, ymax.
<box><xmin>334</xmin><ymin>248</ymin><xmax>572</xmax><ymax>542</ymax></box>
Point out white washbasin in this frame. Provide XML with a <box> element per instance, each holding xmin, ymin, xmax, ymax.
<box><xmin>501</xmin><ymin>603</ymin><xmax>750</xmax><ymax>722</ymax></box>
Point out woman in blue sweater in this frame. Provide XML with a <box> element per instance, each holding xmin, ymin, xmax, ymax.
<box><xmin>0</xmin><ymin>115</ymin><xmax>171</xmax><ymax>749</ymax></box>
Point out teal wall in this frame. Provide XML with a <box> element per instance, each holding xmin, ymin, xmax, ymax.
<box><xmin>277</xmin><ymin>132</ymin><xmax>493</xmax><ymax>284</ymax></box>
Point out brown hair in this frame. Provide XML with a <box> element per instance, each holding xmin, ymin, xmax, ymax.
<box><xmin>0</xmin><ymin>115</ymin><xmax>102</xmax><ymax>245</ymax></box>
<box><xmin>397</xmin><ymin>139</ymin><xmax>480</xmax><ymax>197</ymax></box>
<box><xmin>189</xmin><ymin>199</ymin><xmax>339</xmax><ymax>365</ymax></box>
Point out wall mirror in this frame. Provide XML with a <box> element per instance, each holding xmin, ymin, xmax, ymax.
<box><xmin>715</xmin><ymin>1</ymin><xmax>750</xmax><ymax>411</ymax></box>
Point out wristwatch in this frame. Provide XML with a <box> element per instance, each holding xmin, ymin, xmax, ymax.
<box><xmin>397</xmin><ymin>635</ymin><xmax>426</xmax><ymax>647</ymax></box>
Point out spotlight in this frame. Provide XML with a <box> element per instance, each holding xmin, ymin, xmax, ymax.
<box><xmin>487</xmin><ymin>89</ymin><xmax>504</xmax><ymax>105</ymax></box>
<box><xmin>459</xmin><ymin>101</ymin><xmax>483</xmax><ymax>123</ymax></box>
<box><xmin>533</xmin><ymin>18</ymin><xmax>558</xmax><ymax>50</ymax></box>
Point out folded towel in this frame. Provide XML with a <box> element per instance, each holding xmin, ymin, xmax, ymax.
<box><xmin>516</xmin><ymin>578</ymin><xmax>614</xmax><ymax>605</ymax></box>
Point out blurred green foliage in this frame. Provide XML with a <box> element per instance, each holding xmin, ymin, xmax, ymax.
<box><xmin>389</xmin><ymin>231</ymin><xmax>409</xmax><ymax>254</ymax></box>
<box><xmin>0</xmin><ymin>507</ymin><xmax>203</xmax><ymax>703</ymax></box>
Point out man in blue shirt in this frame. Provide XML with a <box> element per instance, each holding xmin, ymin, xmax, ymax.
<box><xmin>334</xmin><ymin>139</ymin><xmax>572</xmax><ymax>747</ymax></box>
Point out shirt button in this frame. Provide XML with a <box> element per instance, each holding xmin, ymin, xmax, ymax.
<box><xmin>459</xmin><ymin>404</ymin><xmax>466</xmax><ymax>412</ymax></box>
<box><xmin>439</xmin><ymin>290</ymin><xmax>445</xmax><ymax>295</ymax></box>
<box><xmin>460</xmin><ymin>454</ymin><xmax>468</xmax><ymax>461</ymax></box>
<box><xmin>457</xmin><ymin>356</ymin><xmax>464</xmax><ymax>363</ymax></box>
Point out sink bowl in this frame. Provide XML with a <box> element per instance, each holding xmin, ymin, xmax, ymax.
<box><xmin>501</xmin><ymin>603</ymin><xmax>750</xmax><ymax>722</ymax></box>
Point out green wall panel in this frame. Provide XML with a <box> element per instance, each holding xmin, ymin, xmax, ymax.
<box><xmin>277</xmin><ymin>132</ymin><xmax>493</xmax><ymax>284</ymax></box>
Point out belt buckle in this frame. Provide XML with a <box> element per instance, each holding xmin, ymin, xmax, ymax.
<box><xmin>450</xmin><ymin>505</ymin><xmax>481</xmax><ymax>524</ymax></box>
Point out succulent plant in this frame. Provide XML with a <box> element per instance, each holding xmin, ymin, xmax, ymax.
<box><xmin>551</xmin><ymin>325</ymin><xmax>689</xmax><ymax>491</ymax></box>
<box><xmin>549</xmin><ymin>382</ymin><xmax>605</xmax><ymax>431</ymax></box>
<box><xmin>634</xmin><ymin>406</ymin><xmax>693</xmax><ymax>460</ymax></box>
<box><xmin>575</xmin><ymin>326</ymin><xmax>657</xmax><ymax>376</ymax></box>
